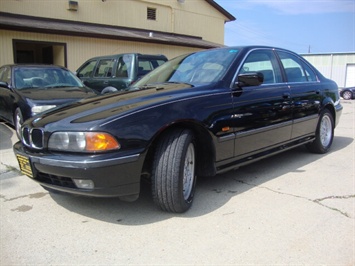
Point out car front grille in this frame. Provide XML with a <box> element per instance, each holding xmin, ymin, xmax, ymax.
<box><xmin>22</xmin><ymin>127</ymin><xmax>44</xmax><ymax>149</ymax></box>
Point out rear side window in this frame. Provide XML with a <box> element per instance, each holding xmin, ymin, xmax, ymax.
<box><xmin>277</xmin><ymin>51</ymin><xmax>310</xmax><ymax>82</ymax></box>
<box><xmin>303</xmin><ymin>63</ymin><xmax>318</xmax><ymax>82</ymax></box>
<box><xmin>77</xmin><ymin>60</ymin><xmax>97</xmax><ymax>78</ymax></box>
<box><xmin>239</xmin><ymin>50</ymin><xmax>283</xmax><ymax>84</ymax></box>
<box><xmin>116</xmin><ymin>55</ymin><xmax>133</xmax><ymax>78</ymax></box>
<box><xmin>138</xmin><ymin>58</ymin><xmax>166</xmax><ymax>77</ymax></box>
<box><xmin>139</xmin><ymin>60</ymin><xmax>154</xmax><ymax>71</ymax></box>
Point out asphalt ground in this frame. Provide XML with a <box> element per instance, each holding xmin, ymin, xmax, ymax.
<box><xmin>0</xmin><ymin>100</ymin><xmax>354</xmax><ymax>265</ymax></box>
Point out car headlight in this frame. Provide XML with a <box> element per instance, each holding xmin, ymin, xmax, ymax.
<box><xmin>31</xmin><ymin>105</ymin><xmax>57</xmax><ymax>115</ymax></box>
<box><xmin>48</xmin><ymin>132</ymin><xmax>120</xmax><ymax>152</ymax></box>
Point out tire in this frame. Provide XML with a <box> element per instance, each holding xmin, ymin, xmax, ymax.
<box><xmin>152</xmin><ymin>128</ymin><xmax>196</xmax><ymax>213</ymax></box>
<box><xmin>306</xmin><ymin>109</ymin><xmax>334</xmax><ymax>154</ymax></box>
<box><xmin>342</xmin><ymin>90</ymin><xmax>352</xmax><ymax>100</ymax></box>
<box><xmin>101</xmin><ymin>86</ymin><xmax>118</xmax><ymax>94</ymax></box>
<box><xmin>14</xmin><ymin>108</ymin><xmax>23</xmax><ymax>139</ymax></box>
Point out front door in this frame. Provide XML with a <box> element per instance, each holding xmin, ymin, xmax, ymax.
<box><xmin>232</xmin><ymin>49</ymin><xmax>293</xmax><ymax>158</ymax></box>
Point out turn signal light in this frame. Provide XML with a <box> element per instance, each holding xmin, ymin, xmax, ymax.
<box><xmin>85</xmin><ymin>132</ymin><xmax>120</xmax><ymax>151</ymax></box>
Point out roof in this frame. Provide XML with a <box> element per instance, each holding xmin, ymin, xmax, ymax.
<box><xmin>300</xmin><ymin>52</ymin><xmax>355</xmax><ymax>56</ymax></box>
<box><xmin>205</xmin><ymin>0</ymin><xmax>236</xmax><ymax>22</ymax></box>
<box><xmin>0</xmin><ymin>12</ymin><xmax>225</xmax><ymax>49</ymax></box>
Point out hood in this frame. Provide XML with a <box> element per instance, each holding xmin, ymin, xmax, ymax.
<box><xmin>30</xmin><ymin>82</ymin><xmax>209</xmax><ymax>128</ymax></box>
<box><xmin>18</xmin><ymin>86</ymin><xmax>97</xmax><ymax>104</ymax></box>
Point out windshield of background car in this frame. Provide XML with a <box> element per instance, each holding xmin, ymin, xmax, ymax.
<box><xmin>14</xmin><ymin>67</ymin><xmax>84</xmax><ymax>89</ymax></box>
<box><xmin>132</xmin><ymin>48</ymin><xmax>239</xmax><ymax>87</ymax></box>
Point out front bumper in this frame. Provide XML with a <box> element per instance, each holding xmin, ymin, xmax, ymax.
<box><xmin>13</xmin><ymin>142</ymin><xmax>143</xmax><ymax>200</ymax></box>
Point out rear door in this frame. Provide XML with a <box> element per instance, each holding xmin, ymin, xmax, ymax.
<box><xmin>276</xmin><ymin>51</ymin><xmax>321</xmax><ymax>139</ymax></box>
<box><xmin>232</xmin><ymin>49</ymin><xmax>293</xmax><ymax>158</ymax></box>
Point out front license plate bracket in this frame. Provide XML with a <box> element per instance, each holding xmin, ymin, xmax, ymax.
<box><xmin>16</xmin><ymin>154</ymin><xmax>34</xmax><ymax>178</ymax></box>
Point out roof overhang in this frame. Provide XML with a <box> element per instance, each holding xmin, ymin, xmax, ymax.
<box><xmin>205</xmin><ymin>0</ymin><xmax>236</xmax><ymax>22</ymax></box>
<box><xmin>0</xmin><ymin>12</ymin><xmax>224</xmax><ymax>49</ymax></box>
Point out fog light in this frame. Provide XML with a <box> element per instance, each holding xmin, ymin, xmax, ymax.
<box><xmin>73</xmin><ymin>179</ymin><xmax>94</xmax><ymax>189</ymax></box>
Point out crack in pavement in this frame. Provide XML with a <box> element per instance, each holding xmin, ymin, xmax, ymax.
<box><xmin>0</xmin><ymin>162</ymin><xmax>21</xmax><ymax>175</ymax></box>
<box><xmin>234</xmin><ymin>179</ymin><xmax>354</xmax><ymax>218</ymax></box>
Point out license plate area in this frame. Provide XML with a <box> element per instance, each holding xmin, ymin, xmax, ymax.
<box><xmin>16</xmin><ymin>154</ymin><xmax>34</xmax><ymax>178</ymax></box>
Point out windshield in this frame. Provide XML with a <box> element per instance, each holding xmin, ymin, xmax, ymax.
<box><xmin>14</xmin><ymin>67</ymin><xmax>84</xmax><ymax>90</ymax></box>
<box><xmin>132</xmin><ymin>48</ymin><xmax>239</xmax><ymax>88</ymax></box>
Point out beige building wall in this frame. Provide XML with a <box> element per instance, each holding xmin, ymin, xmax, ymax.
<box><xmin>0</xmin><ymin>29</ymin><xmax>200</xmax><ymax>71</ymax></box>
<box><xmin>0</xmin><ymin>0</ymin><xmax>227</xmax><ymax>44</ymax></box>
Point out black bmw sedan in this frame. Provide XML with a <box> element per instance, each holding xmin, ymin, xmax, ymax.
<box><xmin>13</xmin><ymin>46</ymin><xmax>343</xmax><ymax>213</ymax></box>
<box><xmin>0</xmin><ymin>64</ymin><xmax>98</xmax><ymax>137</ymax></box>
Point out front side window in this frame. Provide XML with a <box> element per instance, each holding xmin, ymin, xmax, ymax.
<box><xmin>239</xmin><ymin>50</ymin><xmax>282</xmax><ymax>84</ymax></box>
<box><xmin>77</xmin><ymin>60</ymin><xmax>97</xmax><ymax>78</ymax></box>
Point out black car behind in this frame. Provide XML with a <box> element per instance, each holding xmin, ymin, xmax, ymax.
<box><xmin>339</xmin><ymin>86</ymin><xmax>355</xmax><ymax>100</ymax></box>
<box><xmin>0</xmin><ymin>64</ymin><xmax>98</xmax><ymax>136</ymax></box>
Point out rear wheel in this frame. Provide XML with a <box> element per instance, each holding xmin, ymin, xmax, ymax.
<box><xmin>342</xmin><ymin>90</ymin><xmax>352</xmax><ymax>100</ymax></box>
<box><xmin>152</xmin><ymin>128</ymin><xmax>196</xmax><ymax>213</ymax></box>
<box><xmin>306</xmin><ymin>109</ymin><xmax>334</xmax><ymax>154</ymax></box>
<box><xmin>14</xmin><ymin>108</ymin><xmax>23</xmax><ymax>138</ymax></box>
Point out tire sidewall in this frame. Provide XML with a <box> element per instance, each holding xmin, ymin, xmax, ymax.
<box><xmin>152</xmin><ymin>128</ymin><xmax>197</xmax><ymax>213</ymax></box>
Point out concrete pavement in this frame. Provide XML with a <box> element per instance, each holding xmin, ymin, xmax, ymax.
<box><xmin>0</xmin><ymin>100</ymin><xmax>354</xmax><ymax>265</ymax></box>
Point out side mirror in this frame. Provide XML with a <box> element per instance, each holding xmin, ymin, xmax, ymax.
<box><xmin>235</xmin><ymin>72</ymin><xmax>264</xmax><ymax>88</ymax></box>
<box><xmin>0</xmin><ymin>81</ymin><xmax>10</xmax><ymax>89</ymax></box>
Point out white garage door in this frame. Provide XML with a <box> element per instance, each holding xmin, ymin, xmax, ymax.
<box><xmin>345</xmin><ymin>64</ymin><xmax>355</xmax><ymax>87</ymax></box>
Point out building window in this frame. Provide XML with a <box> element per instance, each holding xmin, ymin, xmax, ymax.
<box><xmin>147</xmin><ymin>8</ymin><xmax>156</xmax><ymax>20</ymax></box>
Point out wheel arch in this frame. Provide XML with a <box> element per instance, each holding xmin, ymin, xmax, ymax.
<box><xmin>11</xmin><ymin>103</ymin><xmax>20</xmax><ymax>125</ymax></box>
<box><xmin>321</xmin><ymin>97</ymin><xmax>337</xmax><ymax>127</ymax></box>
<box><xmin>142</xmin><ymin>120</ymin><xmax>217</xmax><ymax>180</ymax></box>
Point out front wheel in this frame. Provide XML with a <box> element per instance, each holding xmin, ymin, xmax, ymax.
<box><xmin>306</xmin><ymin>109</ymin><xmax>334</xmax><ymax>154</ymax></box>
<box><xmin>101</xmin><ymin>86</ymin><xmax>118</xmax><ymax>94</ymax></box>
<box><xmin>152</xmin><ymin>129</ymin><xmax>196</xmax><ymax>213</ymax></box>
